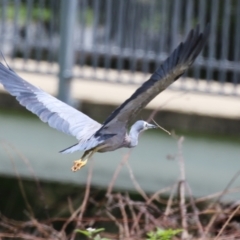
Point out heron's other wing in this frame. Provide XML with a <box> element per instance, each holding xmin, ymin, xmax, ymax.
<box><xmin>0</xmin><ymin>63</ymin><xmax>102</xmax><ymax>141</ymax></box>
<box><xmin>99</xmin><ymin>25</ymin><xmax>210</xmax><ymax>133</ymax></box>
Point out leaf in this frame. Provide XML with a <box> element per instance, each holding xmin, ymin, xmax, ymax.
<box><xmin>92</xmin><ymin>228</ymin><xmax>105</xmax><ymax>234</ymax></box>
<box><xmin>75</xmin><ymin>229</ymin><xmax>91</xmax><ymax>237</ymax></box>
<box><xmin>146</xmin><ymin>228</ymin><xmax>182</xmax><ymax>240</ymax></box>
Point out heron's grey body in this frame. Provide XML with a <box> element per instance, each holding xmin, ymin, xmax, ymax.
<box><xmin>61</xmin><ymin>120</ymin><xmax>155</xmax><ymax>153</ymax></box>
<box><xmin>98</xmin><ymin>120</ymin><xmax>157</xmax><ymax>152</ymax></box>
<box><xmin>0</xmin><ymin>25</ymin><xmax>209</xmax><ymax>171</ymax></box>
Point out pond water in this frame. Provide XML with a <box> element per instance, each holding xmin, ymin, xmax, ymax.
<box><xmin>0</xmin><ymin>111</ymin><xmax>240</xmax><ymax>200</ymax></box>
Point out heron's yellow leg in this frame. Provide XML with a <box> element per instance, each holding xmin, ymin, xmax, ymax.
<box><xmin>71</xmin><ymin>149</ymin><xmax>96</xmax><ymax>172</ymax></box>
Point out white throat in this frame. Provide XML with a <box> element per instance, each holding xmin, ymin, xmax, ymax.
<box><xmin>128</xmin><ymin>124</ymin><xmax>141</xmax><ymax>147</ymax></box>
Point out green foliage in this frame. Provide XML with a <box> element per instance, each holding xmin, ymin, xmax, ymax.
<box><xmin>75</xmin><ymin>228</ymin><xmax>109</xmax><ymax>240</ymax></box>
<box><xmin>75</xmin><ymin>227</ymin><xmax>182</xmax><ymax>240</ymax></box>
<box><xmin>3</xmin><ymin>4</ymin><xmax>51</xmax><ymax>23</ymax></box>
<box><xmin>146</xmin><ymin>228</ymin><xmax>182</xmax><ymax>240</ymax></box>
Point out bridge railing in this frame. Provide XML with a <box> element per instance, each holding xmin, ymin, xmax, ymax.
<box><xmin>0</xmin><ymin>0</ymin><xmax>239</xmax><ymax>102</ymax></box>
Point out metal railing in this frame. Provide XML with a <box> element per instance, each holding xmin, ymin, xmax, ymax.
<box><xmin>0</xmin><ymin>0</ymin><xmax>240</xmax><ymax>100</ymax></box>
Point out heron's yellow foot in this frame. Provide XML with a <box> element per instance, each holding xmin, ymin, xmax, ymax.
<box><xmin>71</xmin><ymin>159</ymin><xmax>87</xmax><ymax>172</ymax></box>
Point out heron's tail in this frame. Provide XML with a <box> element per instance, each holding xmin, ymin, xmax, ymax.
<box><xmin>60</xmin><ymin>143</ymin><xmax>80</xmax><ymax>154</ymax></box>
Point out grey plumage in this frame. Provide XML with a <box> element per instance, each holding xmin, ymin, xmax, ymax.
<box><xmin>0</xmin><ymin>25</ymin><xmax>209</xmax><ymax>171</ymax></box>
<box><xmin>0</xmin><ymin>64</ymin><xmax>102</xmax><ymax>150</ymax></box>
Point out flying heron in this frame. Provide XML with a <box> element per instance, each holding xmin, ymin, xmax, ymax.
<box><xmin>0</xmin><ymin>25</ymin><xmax>209</xmax><ymax>172</ymax></box>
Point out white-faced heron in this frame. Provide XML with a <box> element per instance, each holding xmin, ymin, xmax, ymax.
<box><xmin>0</xmin><ymin>25</ymin><xmax>209</xmax><ymax>172</ymax></box>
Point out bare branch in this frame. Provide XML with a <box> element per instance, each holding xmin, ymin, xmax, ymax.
<box><xmin>215</xmin><ymin>204</ymin><xmax>240</xmax><ymax>239</ymax></box>
<box><xmin>177</xmin><ymin>136</ymin><xmax>189</xmax><ymax>240</ymax></box>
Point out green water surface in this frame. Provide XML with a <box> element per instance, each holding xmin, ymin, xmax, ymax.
<box><xmin>0</xmin><ymin>111</ymin><xmax>240</xmax><ymax>200</ymax></box>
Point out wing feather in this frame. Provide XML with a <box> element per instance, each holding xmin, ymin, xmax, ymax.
<box><xmin>98</xmin><ymin>25</ymin><xmax>209</xmax><ymax>134</ymax></box>
<box><xmin>0</xmin><ymin>64</ymin><xmax>101</xmax><ymax>141</ymax></box>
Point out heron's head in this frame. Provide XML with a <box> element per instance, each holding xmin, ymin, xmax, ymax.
<box><xmin>131</xmin><ymin>120</ymin><xmax>157</xmax><ymax>133</ymax></box>
<box><xmin>128</xmin><ymin>120</ymin><xmax>156</xmax><ymax>148</ymax></box>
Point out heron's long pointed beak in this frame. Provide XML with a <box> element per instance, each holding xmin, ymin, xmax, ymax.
<box><xmin>147</xmin><ymin>123</ymin><xmax>157</xmax><ymax>129</ymax></box>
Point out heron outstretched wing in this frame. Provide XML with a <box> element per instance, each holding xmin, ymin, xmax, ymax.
<box><xmin>97</xmin><ymin>25</ymin><xmax>210</xmax><ymax>134</ymax></box>
<box><xmin>0</xmin><ymin>63</ymin><xmax>101</xmax><ymax>142</ymax></box>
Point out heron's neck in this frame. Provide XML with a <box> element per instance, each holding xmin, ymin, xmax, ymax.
<box><xmin>128</xmin><ymin>125</ymin><xmax>140</xmax><ymax>148</ymax></box>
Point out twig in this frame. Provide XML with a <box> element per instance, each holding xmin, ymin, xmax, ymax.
<box><xmin>171</xmin><ymin>186</ymin><xmax>240</xmax><ymax>215</ymax></box>
<box><xmin>79</xmin><ymin>160</ymin><xmax>94</xmax><ymax>219</ymax></box>
<box><xmin>126</xmin><ymin>161</ymin><xmax>149</xmax><ymax>201</ymax></box>
<box><xmin>164</xmin><ymin>182</ymin><xmax>177</xmax><ymax>217</ymax></box>
<box><xmin>60</xmin><ymin>159</ymin><xmax>94</xmax><ymax>236</ymax></box>
<box><xmin>136</xmin><ymin>205</ymin><xmax>160</xmax><ymax>233</ymax></box>
<box><xmin>131</xmin><ymin>184</ymin><xmax>177</xmax><ymax>232</ymax></box>
<box><xmin>126</xmin><ymin>160</ymin><xmax>176</xmax><ymax>234</ymax></box>
<box><xmin>2</xmin><ymin>141</ymin><xmax>50</xmax><ymax>220</ymax></box>
<box><xmin>106</xmin><ymin>150</ymin><xmax>132</xmax><ymax>197</ymax></box>
<box><xmin>177</xmin><ymin>136</ymin><xmax>189</xmax><ymax>240</ymax></box>
<box><xmin>0</xmin><ymin>233</ymin><xmax>54</xmax><ymax>240</ymax></box>
<box><xmin>0</xmin><ymin>142</ymin><xmax>34</xmax><ymax>217</ymax></box>
<box><xmin>126</xmin><ymin>193</ymin><xmax>141</xmax><ymax>236</ymax></box>
<box><xmin>117</xmin><ymin>194</ymin><xmax>130</xmax><ymax>239</ymax></box>
<box><xmin>213</xmin><ymin>170</ymin><xmax>240</xmax><ymax>206</ymax></box>
<box><xmin>215</xmin><ymin>204</ymin><xmax>240</xmax><ymax>239</ymax></box>
<box><xmin>185</xmin><ymin>182</ymin><xmax>205</xmax><ymax>238</ymax></box>
<box><xmin>67</xmin><ymin>197</ymin><xmax>74</xmax><ymax>215</ymax></box>
<box><xmin>148</xmin><ymin>184</ymin><xmax>177</xmax><ymax>205</ymax></box>
<box><xmin>195</xmin><ymin>187</ymin><xmax>240</xmax><ymax>204</ymax></box>
<box><xmin>204</xmin><ymin>170</ymin><xmax>240</xmax><ymax>236</ymax></box>
<box><xmin>105</xmin><ymin>211</ymin><xmax>124</xmax><ymax>239</ymax></box>
<box><xmin>70</xmin><ymin>159</ymin><xmax>94</xmax><ymax>240</ymax></box>
<box><xmin>151</xmin><ymin>118</ymin><xmax>171</xmax><ymax>135</ymax></box>
<box><xmin>0</xmin><ymin>214</ymin><xmax>63</xmax><ymax>240</ymax></box>
<box><xmin>204</xmin><ymin>204</ymin><xmax>221</xmax><ymax>238</ymax></box>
